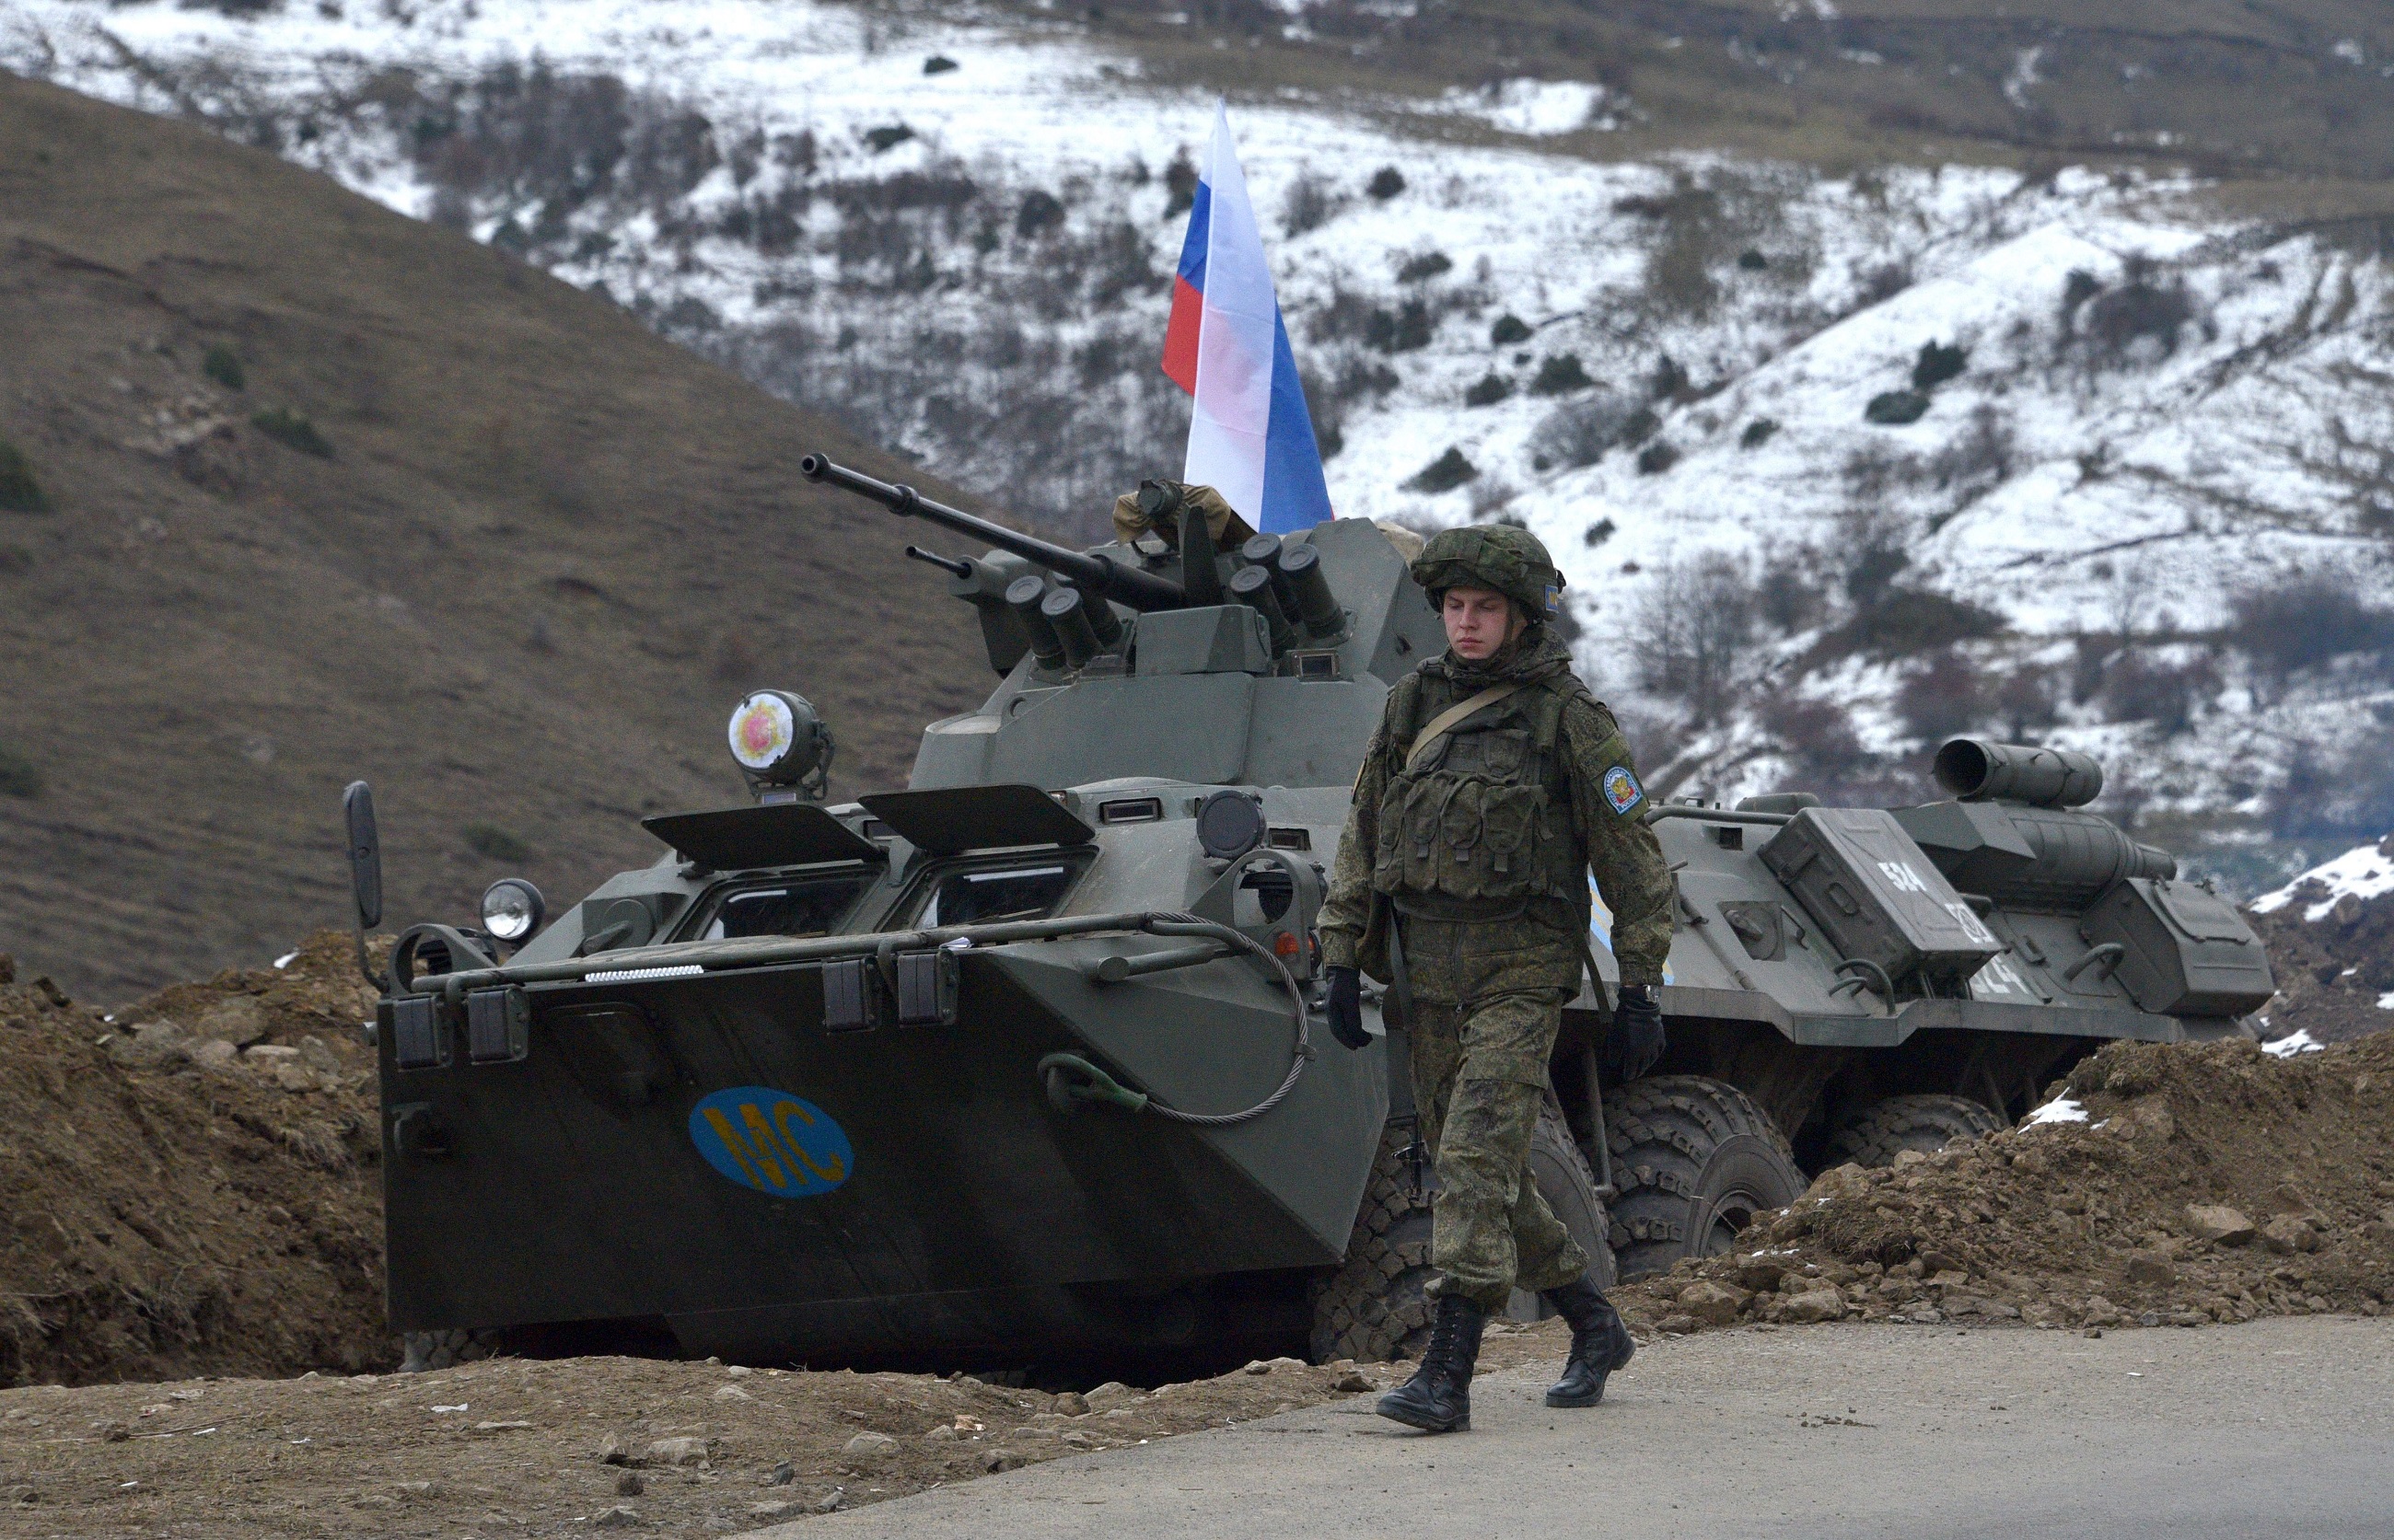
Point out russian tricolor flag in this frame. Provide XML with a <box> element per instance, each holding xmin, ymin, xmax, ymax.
<box><xmin>1162</xmin><ymin>107</ymin><xmax>1335</xmax><ymax>535</ymax></box>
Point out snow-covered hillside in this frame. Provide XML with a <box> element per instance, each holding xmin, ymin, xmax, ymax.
<box><xmin>8</xmin><ymin>0</ymin><xmax>2393</xmax><ymax>890</ymax></box>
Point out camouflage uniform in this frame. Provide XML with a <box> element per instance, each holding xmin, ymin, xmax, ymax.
<box><xmin>1319</xmin><ymin>544</ymin><xmax>1675</xmax><ymax>1314</ymax></box>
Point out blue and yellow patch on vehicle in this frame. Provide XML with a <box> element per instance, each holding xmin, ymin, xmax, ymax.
<box><xmin>1601</xmin><ymin>764</ymin><xmax>1644</xmax><ymax>816</ymax></box>
<box><xmin>688</xmin><ymin>1086</ymin><xmax>854</xmax><ymax>1198</ymax></box>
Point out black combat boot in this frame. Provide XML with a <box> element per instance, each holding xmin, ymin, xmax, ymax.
<box><xmin>1376</xmin><ymin>1293</ymin><xmax>1487</xmax><ymax>1433</ymax></box>
<box><xmin>1540</xmin><ymin>1274</ymin><xmax>1634</xmax><ymax>1408</ymax></box>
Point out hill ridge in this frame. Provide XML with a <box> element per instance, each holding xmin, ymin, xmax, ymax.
<box><xmin>0</xmin><ymin>72</ymin><xmax>987</xmax><ymax>1001</ymax></box>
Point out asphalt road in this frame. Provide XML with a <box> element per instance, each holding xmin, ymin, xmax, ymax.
<box><xmin>746</xmin><ymin>1317</ymin><xmax>2394</xmax><ymax>1540</ymax></box>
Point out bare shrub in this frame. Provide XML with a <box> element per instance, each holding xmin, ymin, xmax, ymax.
<box><xmin>1627</xmin><ymin>168</ymin><xmax>1803</xmax><ymax>320</ymax></box>
<box><xmin>1281</xmin><ymin>169</ymin><xmax>1341</xmax><ymax>236</ymax></box>
<box><xmin>1761</xmin><ymin>697</ymin><xmax>1872</xmax><ymax>784</ymax></box>
<box><xmin>1993</xmin><ymin>666</ymin><xmax>2062</xmax><ymax>738</ymax></box>
<box><xmin>1842</xmin><ymin>443</ymin><xmax>1919</xmax><ymax>504</ymax></box>
<box><xmin>1923</xmin><ymin>405</ymin><xmax>2014</xmax><ymax>503</ymax></box>
<box><xmin>1529</xmin><ymin>353</ymin><xmax>1594</xmax><ymax>396</ymax></box>
<box><xmin>1463</xmin><ymin>372</ymin><xmax>1512</xmax><ymax>408</ymax></box>
<box><xmin>276</xmin><ymin>1119</ymin><xmax>354</xmax><ymax>1170</ymax></box>
<box><xmin>1635</xmin><ymin>441</ymin><xmax>1679</xmax><ymax>475</ymax></box>
<box><xmin>1015</xmin><ymin>189</ymin><xmax>1066</xmax><ymax>238</ymax></box>
<box><xmin>1754</xmin><ymin>545</ymin><xmax>1830</xmax><ymax>635</ymax></box>
<box><xmin>1306</xmin><ymin>284</ymin><xmax>1377</xmax><ymax>346</ymax></box>
<box><xmin>1164</xmin><ymin>148</ymin><xmax>1199</xmax><ymax>217</ymax></box>
<box><xmin>1855</xmin><ymin>260</ymin><xmax>1912</xmax><ymax>306</ymax></box>
<box><xmin>2267</xmin><ymin>726</ymin><xmax>2394</xmax><ymax>839</ymax></box>
<box><xmin>1838</xmin><ymin>510</ymin><xmax>1912</xmax><ymax>608</ymax></box>
<box><xmin>1837</xmin><ymin>589</ymin><xmax>2006</xmax><ymax>659</ymax></box>
<box><xmin>2080</xmin><ymin>257</ymin><xmax>2194</xmax><ymax>361</ymax></box>
<box><xmin>2070</xmin><ymin>634</ymin><xmax>2114</xmax><ymax>705</ymax></box>
<box><xmin>1366</xmin><ymin>300</ymin><xmax>1435</xmax><ymax>353</ymax></box>
<box><xmin>1912</xmin><ymin>339</ymin><xmax>1969</xmax><ymax>391</ymax></box>
<box><xmin>2098</xmin><ymin>650</ymin><xmax>2218</xmax><ymax>736</ymax></box>
<box><xmin>0</xmin><ymin>441</ymin><xmax>48</xmax><ymax>513</ymax></box>
<box><xmin>1894</xmin><ymin>649</ymin><xmax>1985</xmax><ymax>743</ymax></box>
<box><xmin>2063</xmin><ymin>255</ymin><xmax>2202</xmax><ymax>368</ymax></box>
<box><xmin>1840</xmin><ymin>406</ymin><xmax>2019</xmax><ymax>533</ymax></box>
<box><xmin>1633</xmin><ymin>554</ymin><xmax>1757</xmax><ymax>727</ymax></box>
<box><xmin>1528</xmin><ymin>394</ymin><xmax>1638</xmax><ymax>470</ymax></box>
<box><xmin>2226</xmin><ymin>573</ymin><xmax>2394</xmax><ymax>686</ymax></box>
<box><xmin>1405</xmin><ymin>446</ymin><xmax>1478</xmax><ymax>494</ymax></box>
<box><xmin>1644</xmin><ymin>180</ymin><xmax>1721</xmax><ymax>317</ymax></box>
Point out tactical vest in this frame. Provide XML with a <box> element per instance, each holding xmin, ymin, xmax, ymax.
<box><xmin>1371</xmin><ymin>674</ymin><xmax>1582</xmax><ymax>912</ymax></box>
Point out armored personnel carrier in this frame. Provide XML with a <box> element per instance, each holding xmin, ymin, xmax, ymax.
<box><xmin>343</xmin><ymin>458</ymin><xmax>2276</xmax><ymax>1372</ymax></box>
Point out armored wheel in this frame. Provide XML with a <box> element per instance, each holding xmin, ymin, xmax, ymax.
<box><xmin>400</xmin><ymin>1328</ymin><xmax>503</xmax><ymax>1373</ymax></box>
<box><xmin>1510</xmin><ymin>1098</ymin><xmax>1616</xmax><ymax>1319</ymax></box>
<box><xmin>1310</xmin><ymin>1104</ymin><xmax>1611</xmax><ymax>1361</ymax></box>
<box><xmin>1602</xmin><ymin>1074</ymin><xmax>1807</xmax><ymax>1279</ymax></box>
<box><xmin>1828</xmin><ymin>1094</ymin><xmax>2006</xmax><ymax>1169</ymax></box>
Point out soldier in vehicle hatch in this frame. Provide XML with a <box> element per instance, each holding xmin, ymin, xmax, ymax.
<box><xmin>1318</xmin><ymin>524</ymin><xmax>1676</xmax><ymax>1435</ymax></box>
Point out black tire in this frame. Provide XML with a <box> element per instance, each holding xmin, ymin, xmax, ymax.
<box><xmin>400</xmin><ymin>1328</ymin><xmax>502</xmax><ymax>1373</ymax></box>
<box><xmin>1311</xmin><ymin>1105</ymin><xmax>1613</xmax><ymax>1361</ymax></box>
<box><xmin>1510</xmin><ymin>1100</ymin><xmax>1616</xmax><ymax>1320</ymax></box>
<box><xmin>1603</xmin><ymin>1074</ymin><xmax>1807</xmax><ymax>1279</ymax></box>
<box><xmin>1310</xmin><ymin>1126</ymin><xmax>1435</xmax><ymax>1364</ymax></box>
<box><xmin>1828</xmin><ymin>1094</ymin><xmax>2005</xmax><ymax>1169</ymax></box>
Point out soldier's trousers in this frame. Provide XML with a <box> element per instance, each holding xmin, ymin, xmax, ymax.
<box><xmin>1400</xmin><ymin>916</ymin><xmax>1590</xmax><ymax>1314</ymax></box>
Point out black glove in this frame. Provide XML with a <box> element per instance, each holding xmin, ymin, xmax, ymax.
<box><xmin>1603</xmin><ymin>984</ymin><xmax>1667</xmax><ymax>1082</ymax></box>
<box><xmin>1322</xmin><ymin>966</ymin><xmax>1371</xmax><ymax>1051</ymax></box>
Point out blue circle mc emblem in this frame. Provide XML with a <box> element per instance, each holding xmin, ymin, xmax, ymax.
<box><xmin>687</xmin><ymin>1086</ymin><xmax>854</xmax><ymax>1198</ymax></box>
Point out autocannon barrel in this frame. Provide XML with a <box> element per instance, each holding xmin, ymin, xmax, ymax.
<box><xmin>800</xmin><ymin>454</ymin><xmax>1187</xmax><ymax>612</ymax></box>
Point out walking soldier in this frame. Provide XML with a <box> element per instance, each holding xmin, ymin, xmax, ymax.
<box><xmin>1318</xmin><ymin>524</ymin><xmax>1676</xmax><ymax>1433</ymax></box>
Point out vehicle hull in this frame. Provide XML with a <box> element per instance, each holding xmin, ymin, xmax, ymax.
<box><xmin>380</xmin><ymin>938</ymin><xmax>1385</xmax><ymax>1366</ymax></box>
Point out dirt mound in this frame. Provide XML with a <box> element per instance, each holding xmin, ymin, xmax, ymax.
<box><xmin>1621</xmin><ymin>1033</ymin><xmax>2394</xmax><ymax>1336</ymax></box>
<box><xmin>2247</xmin><ymin>837</ymin><xmax>2394</xmax><ymax>1045</ymax></box>
<box><xmin>0</xmin><ymin>1341</ymin><xmax>1435</xmax><ymax>1531</ymax></box>
<box><xmin>0</xmin><ymin>933</ymin><xmax>392</xmax><ymax>1388</ymax></box>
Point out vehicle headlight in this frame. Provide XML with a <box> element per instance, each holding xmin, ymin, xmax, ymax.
<box><xmin>480</xmin><ymin>877</ymin><xmax>546</xmax><ymax>944</ymax></box>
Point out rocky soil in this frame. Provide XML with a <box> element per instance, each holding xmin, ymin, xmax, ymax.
<box><xmin>0</xmin><ymin>932</ymin><xmax>390</xmax><ymax>1388</ymax></box>
<box><xmin>2245</xmin><ymin>838</ymin><xmax>2394</xmax><ymax>1045</ymax></box>
<box><xmin>1619</xmin><ymin>1032</ymin><xmax>2394</xmax><ymax>1338</ymax></box>
<box><xmin>0</xmin><ymin>1336</ymin><xmax>1671</xmax><ymax>1535</ymax></box>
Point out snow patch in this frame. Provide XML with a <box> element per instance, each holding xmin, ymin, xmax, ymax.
<box><xmin>2003</xmin><ymin>47</ymin><xmax>2043</xmax><ymax>110</ymax></box>
<box><xmin>2262</xmin><ymin>1030</ymin><xmax>2326</xmax><ymax>1058</ymax></box>
<box><xmin>2249</xmin><ymin>839</ymin><xmax>2394</xmax><ymax>918</ymax></box>
<box><xmin>1435</xmin><ymin>78</ymin><xmax>1609</xmax><ymax>137</ymax></box>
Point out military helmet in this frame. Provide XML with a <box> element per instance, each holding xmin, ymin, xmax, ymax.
<box><xmin>1409</xmin><ymin>524</ymin><xmax>1563</xmax><ymax>619</ymax></box>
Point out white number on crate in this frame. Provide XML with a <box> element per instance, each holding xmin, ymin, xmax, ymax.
<box><xmin>1877</xmin><ymin>860</ymin><xmax>1930</xmax><ymax>895</ymax></box>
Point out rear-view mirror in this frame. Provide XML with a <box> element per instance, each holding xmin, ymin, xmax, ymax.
<box><xmin>343</xmin><ymin>780</ymin><xmax>383</xmax><ymax>930</ymax></box>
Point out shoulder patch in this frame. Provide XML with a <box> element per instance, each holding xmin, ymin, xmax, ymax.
<box><xmin>1601</xmin><ymin>764</ymin><xmax>1644</xmax><ymax>816</ymax></box>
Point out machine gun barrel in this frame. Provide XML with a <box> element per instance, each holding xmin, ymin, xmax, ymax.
<box><xmin>801</xmin><ymin>454</ymin><xmax>1186</xmax><ymax>612</ymax></box>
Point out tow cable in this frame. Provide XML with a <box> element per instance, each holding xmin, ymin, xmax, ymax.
<box><xmin>1039</xmin><ymin>911</ymin><xmax>1315</xmax><ymax>1127</ymax></box>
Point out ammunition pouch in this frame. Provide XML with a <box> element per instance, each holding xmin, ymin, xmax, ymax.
<box><xmin>1371</xmin><ymin>683</ymin><xmax>1575</xmax><ymax>909</ymax></box>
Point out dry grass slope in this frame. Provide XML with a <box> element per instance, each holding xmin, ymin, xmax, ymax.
<box><xmin>0</xmin><ymin>75</ymin><xmax>991</xmax><ymax>1002</ymax></box>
